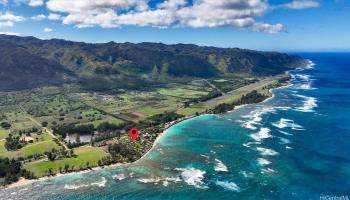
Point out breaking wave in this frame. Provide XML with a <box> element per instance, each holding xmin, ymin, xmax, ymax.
<box><xmin>175</xmin><ymin>168</ymin><xmax>208</xmax><ymax>189</ymax></box>
<box><xmin>256</xmin><ymin>147</ymin><xmax>279</xmax><ymax>156</ymax></box>
<box><xmin>250</xmin><ymin>127</ymin><xmax>272</xmax><ymax>142</ymax></box>
<box><xmin>64</xmin><ymin>177</ymin><xmax>107</xmax><ymax>190</ymax></box>
<box><xmin>214</xmin><ymin>159</ymin><xmax>228</xmax><ymax>172</ymax></box>
<box><xmin>294</xmin><ymin>94</ymin><xmax>318</xmax><ymax>112</ymax></box>
<box><xmin>215</xmin><ymin>180</ymin><xmax>240</xmax><ymax>192</ymax></box>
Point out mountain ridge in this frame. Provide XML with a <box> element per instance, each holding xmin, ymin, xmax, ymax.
<box><xmin>0</xmin><ymin>34</ymin><xmax>307</xmax><ymax>91</ymax></box>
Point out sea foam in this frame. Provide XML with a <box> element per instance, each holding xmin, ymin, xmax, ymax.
<box><xmin>239</xmin><ymin>107</ymin><xmax>275</xmax><ymax>130</ymax></box>
<box><xmin>64</xmin><ymin>177</ymin><xmax>107</xmax><ymax>190</ymax></box>
<box><xmin>294</xmin><ymin>95</ymin><xmax>318</xmax><ymax>112</ymax></box>
<box><xmin>112</xmin><ymin>173</ymin><xmax>126</xmax><ymax>181</ymax></box>
<box><xmin>215</xmin><ymin>181</ymin><xmax>240</xmax><ymax>192</ymax></box>
<box><xmin>256</xmin><ymin>147</ymin><xmax>279</xmax><ymax>156</ymax></box>
<box><xmin>214</xmin><ymin>159</ymin><xmax>228</xmax><ymax>172</ymax></box>
<box><xmin>250</xmin><ymin>127</ymin><xmax>272</xmax><ymax>142</ymax></box>
<box><xmin>175</xmin><ymin>168</ymin><xmax>208</xmax><ymax>189</ymax></box>
<box><xmin>272</xmin><ymin>118</ymin><xmax>304</xmax><ymax>130</ymax></box>
<box><xmin>257</xmin><ymin>158</ymin><xmax>271</xmax><ymax>166</ymax></box>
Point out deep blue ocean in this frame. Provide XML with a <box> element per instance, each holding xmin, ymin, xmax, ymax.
<box><xmin>1</xmin><ymin>53</ymin><xmax>350</xmax><ymax>200</ymax></box>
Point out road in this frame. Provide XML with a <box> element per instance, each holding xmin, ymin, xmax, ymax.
<box><xmin>19</xmin><ymin>105</ymin><xmax>69</xmax><ymax>150</ymax></box>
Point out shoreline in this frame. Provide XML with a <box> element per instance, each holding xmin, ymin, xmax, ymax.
<box><xmin>3</xmin><ymin>62</ymin><xmax>310</xmax><ymax>189</ymax></box>
<box><xmin>3</xmin><ymin>116</ymin><xmax>197</xmax><ymax>189</ymax></box>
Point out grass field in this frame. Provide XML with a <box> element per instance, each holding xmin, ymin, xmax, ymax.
<box><xmin>81</xmin><ymin>116</ymin><xmax>125</xmax><ymax>128</ymax></box>
<box><xmin>177</xmin><ymin>77</ymin><xmax>279</xmax><ymax>116</ymax></box>
<box><xmin>0</xmin><ymin>129</ymin><xmax>8</xmax><ymax>140</ymax></box>
<box><xmin>0</xmin><ymin>139</ymin><xmax>61</xmax><ymax>159</ymax></box>
<box><xmin>24</xmin><ymin>146</ymin><xmax>108</xmax><ymax>177</ymax></box>
<box><xmin>158</xmin><ymin>88</ymin><xmax>208</xmax><ymax>99</ymax></box>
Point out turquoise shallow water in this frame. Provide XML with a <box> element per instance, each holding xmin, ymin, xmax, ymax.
<box><xmin>1</xmin><ymin>53</ymin><xmax>350</xmax><ymax>199</ymax></box>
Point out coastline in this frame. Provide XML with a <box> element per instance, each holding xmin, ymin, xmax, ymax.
<box><xmin>3</xmin><ymin>61</ymin><xmax>311</xmax><ymax>189</ymax></box>
<box><xmin>3</xmin><ymin>116</ymin><xmax>197</xmax><ymax>189</ymax></box>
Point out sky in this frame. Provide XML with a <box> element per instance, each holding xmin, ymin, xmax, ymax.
<box><xmin>0</xmin><ymin>0</ymin><xmax>349</xmax><ymax>51</ymax></box>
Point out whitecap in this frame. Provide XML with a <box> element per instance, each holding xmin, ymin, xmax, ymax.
<box><xmin>138</xmin><ymin>178</ymin><xmax>161</xmax><ymax>184</ymax></box>
<box><xmin>200</xmin><ymin>154</ymin><xmax>210</xmax><ymax>159</ymax></box>
<box><xmin>239</xmin><ymin>107</ymin><xmax>275</xmax><ymax>130</ymax></box>
<box><xmin>175</xmin><ymin>168</ymin><xmax>208</xmax><ymax>189</ymax></box>
<box><xmin>305</xmin><ymin>60</ymin><xmax>316</xmax><ymax>69</ymax></box>
<box><xmin>164</xmin><ymin>176</ymin><xmax>182</xmax><ymax>183</ymax></box>
<box><xmin>286</xmin><ymin>146</ymin><xmax>293</xmax><ymax>149</ymax></box>
<box><xmin>64</xmin><ymin>183</ymin><xmax>89</xmax><ymax>190</ymax></box>
<box><xmin>64</xmin><ymin>177</ymin><xmax>107</xmax><ymax>190</ymax></box>
<box><xmin>275</xmin><ymin>106</ymin><xmax>291</xmax><ymax>111</ymax></box>
<box><xmin>215</xmin><ymin>181</ymin><xmax>240</xmax><ymax>192</ymax></box>
<box><xmin>112</xmin><ymin>173</ymin><xmax>126</xmax><ymax>181</ymax></box>
<box><xmin>162</xmin><ymin>181</ymin><xmax>169</xmax><ymax>187</ymax></box>
<box><xmin>295</xmin><ymin>83</ymin><xmax>316</xmax><ymax>90</ymax></box>
<box><xmin>279</xmin><ymin>137</ymin><xmax>291</xmax><ymax>144</ymax></box>
<box><xmin>257</xmin><ymin>158</ymin><xmax>271</xmax><ymax>166</ymax></box>
<box><xmin>294</xmin><ymin>95</ymin><xmax>317</xmax><ymax>112</ymax></box>
<box><xmin>256</xmin><ymin>147</ymin><xmax>279</xmax><ymax>156</ymax></box>
<box><xmin>239</xmin><ymin>171</ymin><xmax>254</xmax><ymax>178</ymax></box>
<box><xmin>242</xmin><ymin>142</ymin><xmax>259</xmax><ymax>148</ymax></box>
<box><xmin>272</xmin><ymin>118</ymin><xmax>304</xmax><ymax>130</ymax></box>
<box><xmin>278</xmin><ymin>130</ymin><xmax>292</xmax><ymax>136</ymax></box>
<box><xmin>250</xmin><ymin>127</ymin><xmax>271</xmax><ymax>142</ymax></box>
<box><xmin>214</xmin><ymin>159</ymin><xmax>228</xmax><ymax>172</ymax></box>
<box><xmin>295</xmin><ymin>74</ymin><xmax>311</xmax><ymax>81</ymax></box>
<box><xmin>90</xmin><ymin>177</ymin><xmax>107</xmax><ymax>187</ymax></box>
<box><xmin>261</xmin><ymin>168</ymin><xmax>276</xmax><ymax>174</ymax></box>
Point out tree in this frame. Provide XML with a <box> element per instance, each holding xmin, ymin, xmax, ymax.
<box><xmin>160</xmin><ymin>62</ymin><xmax>169</xmax><ymax>81</ymax></box>
<box><xmin>64</xmin><ymin>164</ymin><xmax>70</xmax><ymax>173</ymax></box>
<box><xmin>48</xmin><ymin>168</ymin><xmax>53</xmax><ymax>176</ymax></box>
<box><xmin>41</xmin><ymin>121</ymin><xmax>48</xmax><ymax>127</ymax></box>
<box><xmin>5</xmin><ymin>134</ymin><xmax>23</xmax><ymax>151</ymax></box>
<box><xmin>69</xmin><ymin>149</ymin><xmax>74</xmax><ymax>157</ymax></box>
<box><xmin>47</xmin><ymin>152</ymin><xmax>56</xmax><ymax>161</ymax></box>
<box><xmin>151</xmin><ymin>65</ymin><xmax>159</xmax><ymax>80</ymax></box>
<box><xmin>75</xmin><ymin>134</ymin><xmax>81</xmax><ymax>144</ymax></box>
<box><xmin>0</xmin><ymin>121</ymin><xmax>11</xmax><ymax>129</ymax></box>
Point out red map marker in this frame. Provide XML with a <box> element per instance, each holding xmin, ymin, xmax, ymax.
<box><xmin>129</xmin><ymin>128</ymin><xmax>139</xmax><ymax>140</ymax></box>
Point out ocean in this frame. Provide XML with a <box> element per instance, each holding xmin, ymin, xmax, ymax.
<box><xmin>1</xmin><ymin>53</ymin><xmax>350</xmax><ymax>200</ymax></box>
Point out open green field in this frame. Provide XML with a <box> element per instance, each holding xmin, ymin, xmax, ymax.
<box><xmin>81</xmin><ymin>115</ymin><xmax>125</xmax><ymax>128</ymax></box>
<box><xmin>0</xmin><ymin>139</ymin><xmax>60</xmax><ymax>159</ymax></box>
<box><xmin>177</xmin><ymin>77</ymin><xmax>280</xmax><ymax>116</ymax></box>
<box><xmin>0</xmin><ymin>129</ymin><xmax>8</xmax><ymax>140</ymax></box>
<box><xmin>24</xmin><ymin>146</ymin><xmax>108</xmax><ymax>177</ymax></box>
<box><xmin>158</xmin><ymin>87</ymin><xmax>209</xmax><ymax>99</ymax></box>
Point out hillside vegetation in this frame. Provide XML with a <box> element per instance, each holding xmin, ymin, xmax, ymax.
<box><xmin>0</xmin><ymin>34</ymin><xmax>306</xmax><ymax>91</ymax></box>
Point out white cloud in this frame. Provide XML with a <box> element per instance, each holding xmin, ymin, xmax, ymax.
<box><xmin>0</xmin><ymin>12</ymin><xmax>25</xmax><ymax>22</ymax></box>
<box><xmin>0</xmin><ymin>21</ymin><xmax>14</xmax><ymax>27</ymax></box>
<box><xmin>28</xmin><ymin>0</ymin><xmax>44</xmax><ymax>6</ymax></box>
<box><xmin>14</xmin><ymin>0</ymin><xmax>44</xmax><ymax>7</ymax></box>
<box><xmin>157</xmin><ymin>0</ymin><xmax>187</xmax><ymax>9</ymax></box>
<box><xmin>43</xmin><ymin>27</ymin><xmax>53</xmax><ymax>32</ymax></box>
<box><xmin>47</xmin><ymin>0</ymin><xmax>148</xmax><ymax>13</ymax></box>
<box><xmin>31</xmin><ymin>14</ymin><xmax>46</xmax><ymax>20</ymax></box>
<box><xmin>43</xmin><ymin>0</ymin><xmax>320</xmax><ymax>33</ymax></box>
<box><xmin>281</xmin><ymin>0</ymin><xmax>319</xmax><ymax>9</ymax></box>
<box><xmin>48</xmin><ymin>13</ymin><xmax>61</xmax><ymax>20</ymax></box>
<box><xmin>0</xmin><ymin>0</ymin><xmax>8</xmax><ymax>5</ymax></box>
<box><xmin>0</xmin><ymin>12</ymin><xmax>25</xmax><ymax>28</ymax></box>
<box><xmin>0</xmin><ymin>31</ymin><xmax>21</xmax><ymax>36</ymax></box>
<box><xmin>253</xmin><ymin>23</ymin><xmax>286</xmax><ymax>34</ymax></box>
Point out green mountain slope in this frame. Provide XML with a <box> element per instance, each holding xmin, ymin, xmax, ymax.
<box><xmin>0</xmin><ymin>35</ymin><xmax>306</xmax><ymax>91</ymax></box>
